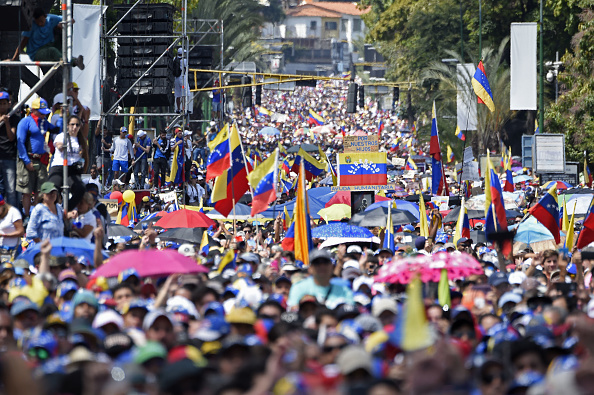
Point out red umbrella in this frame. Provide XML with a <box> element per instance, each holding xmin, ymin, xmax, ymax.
<box><xmin>154</xmin><ymin>209</ymin><xmax>215</xmax><ymax>229</ymax></box>
<box><xmin>91</xmin><ymin>249</ymin><xmax>208</xmax><ymax>278</ymax></box>
<box><xmin>325</xmin><ymin>191</ymin><xmax>391</xmax><ymax>208</ymax></box>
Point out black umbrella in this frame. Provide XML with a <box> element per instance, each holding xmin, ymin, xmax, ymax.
<box><xmin>159</xmin><ymin>227</ymin><xmax>219</xmax><ymax>246</ymax></box>
<box><xmin>287</xmin><ymin>143</ymin><xmax>319</xmax><ymax>153</ymax></box>
<box><xmin>443</xmin><ymin>206</ymin><xmax>522</xmax><ymax>223</ymax></box>
<box><xmin>134</xmin><ymin>213</ymin><xmax>164</xmax><ymax>230</ymax></box>
<box><xmin>350</xmin><ymin>206</ymin><xmax>418</xmax><ymax>227</ymax></box>
<box><xmin>106</xmin><ymin>223</ymin><xmax>137</xmax><ymax>238</ymax></box>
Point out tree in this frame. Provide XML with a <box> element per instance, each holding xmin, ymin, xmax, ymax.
<box><xmin>546</xmin><ymin>8</ymin><xmax>594</xmax><ymax>162</ymax></box>
<box><xmin>421</xmin><ymin>38</ymin><xmax>513</xmax><ymax>155</ymax></box>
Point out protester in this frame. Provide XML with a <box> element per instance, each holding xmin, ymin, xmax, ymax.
<box><xmin>25</xmin><ymin>181</ymin><xmax>64</xmax><ymax>243</ymax></box>
<box><xmin>0</xmin><ymin>90</ymin><xmax>18</xmax><ymax>207</ymax></box>
<box><xmin>10</xmin><ymin>7</ymin><xmax>62</xmax><ymax>61</ymax></box>
<box><xmin>111</xmin><ymin>126</ymin><xmax>133</xmax><ymax>182</ymax></box>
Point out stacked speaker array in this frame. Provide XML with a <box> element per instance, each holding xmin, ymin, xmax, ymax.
<box><xmin>115</xmin><ymin>3</ymin><xmax>175</xmax><ymax>107</ymax></box>
<box><xmin>188</xmin><ymin>45</ymin><xmax>215</xmax><ymax>91</ymax></box>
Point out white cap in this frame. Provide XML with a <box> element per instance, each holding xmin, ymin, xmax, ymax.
<box><xmin>347</xmin><ymin>245</ymin><xmax>363</xmax><ymax>254</ymax></box>
<box><xmin>178</xmin><ymin>243</ymin><xmax>195</xmax><ymax>257</ymax></box>
<box><xmin>53</xmin><ymin>93</ymin><xmax>64</xmax><ymax>106</ymax></box>
<box><xmin>509</xmin><ymin>271</ymin><xmax>527</xmax><ymax>285</ymax></box>
<box><xmin>184</xmin><ymin>130</ymin><xmax>192</xmax><ymax>136</ymax></box>
<box><xmin>177</xmin><ymin>48</ymin><xmax>183</xmax><ymax>55</ymax></box>
<box><xmin>343</xmin><ymin>260</ymin><xmax>360</xmax><ymax>270</ymax></box>
<box><xmin>137</xmin><ymin>130</ymin><xmax>147</xmax><ymax>137</ymax></box>
<box><xmin>92</xmin><ymin>309</ymin><xmax>124</xmax><ymax>331</ymax></box>
<box><xmin>371</xmin><ymin>297</ymin><xmax>398</xmax><ymax>317</ymax></box>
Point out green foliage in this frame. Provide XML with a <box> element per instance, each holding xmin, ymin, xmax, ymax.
<box><xmin>546</xmin><ymin>7</ymin><xmax>594</xmax><ymax>162</ymax></box>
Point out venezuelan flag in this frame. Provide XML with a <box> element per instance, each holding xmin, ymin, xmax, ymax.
<box><xmin>455</xmin><ymin>125</ymin><xmax>465</xmax><ymax>141</ymax></box>
<box><xmin>283</xmin><ymin>206</ymin><xmax>291</xmax><ymax>231</ymax></box>
<box><xmin>535</xmin><ymin>119</ymin><xmax>540</xmax><ymax>134</ymax></box>
<box><xmin>377</xmin><ymin>120</ymin><xmax>385</xmax><ymax>137</ymax></box>
<box><xmin>281</xmin><ymin>176</ymin><xmax>295</xmax><ymax>194</ymax></box>
<box><xmin>486</xmin><ymin>166</ymin><xmax>512</xmax><ymax>256</ymax></box>
<box><xmin>259</xmin><ymin>106</ymin><xmax>272</xmax><ymax>116</ymax></box>
<box><xmin>447</xmin><ymin>145</ymin><xmax>454</xmax><ymax>163</ymax></box>
<box><xmin>291</xmin><ymin>148</ymin><xmax>325</xmax><ymax>181</ymax></box>
<box><xmin>308</xmin><ymin>109</ymin><xmax>325</xmax><ymax>126</ymax></box>
<box><xmin>206</xmin><ymin>124</ymin><xmax>231</xmax><ymax>181</ymax></box>
<box><xmin>217</xmin><ymin>248</ymin><xmax>236</xmax><ymax>274</ymax></box>
<box><xmin>248</xmin><ymin>149</ymin><xmax>279</xmax><ymax>216</ymax></box>
<box><xmin>405</xmin><ymin>157</ymin><xmax>417</xmax><ymax>171</ymax></box>
<box><xmin>389</xmin><ymin>276</ymin><xmax>433</xmax><ymax>351</ymax></box>
<box><xmin>338</xmin><ymin>152</ymin><xmax>387</xmax><ymax>186</ymax></box>
<box><xmin>281</xmin><ymin>221</ymin><xmax>295</xmax><ymax>251</ymax></box>
<box><xmin>484</xmin><ymin>151</ymin><xmax>493</xmax><ymax>216</ymax></box>
<box><xmin>472</xmin><ymin>60</ymin><xmax>495</xmax><ymax>112</ymax></box>
<box><xmin>584</xmin><ymin>153</ymin><xmax>592</xmax><ymax>187</ymax></box>
<box><xmin>566</xmin><ymin>201</ymin><xmax>577</xmax><ymax>250</ymax></box>
<box><xmin>453</xmin><ymin>198</ymin><xmax>470</xmax><ymax>245</ymax></box>
<box><xmin>294</xmin><ymin>160</ymin><xmax>312</xmax><ymax>266</ymax></box>
<box><xmin>211</xmin><ymin>123</ymin><xmax>252</xmax><ymax>217</ymax></box>
<box><xmin>199</xmin><ymin>230</ymin><xmax>210</xmax><ymax>256</ymax></box>
<box><xmin>577</xmin><ymin>198</ymin><xmax>594</xmax><ymax>248</ymax></box>
<box><xmin>418</xmin><ymin>193</ymin><xmax>429</xmax><ymax>238</ymax></box>
<box><xmin>528</xmin><ymin>185</ymin><xmax>560</xmax><ymax>244</ymax></box>
<box><xmin>430</xmin><ymin>102</ymin><xmax>447</xmax><ymax>196</ymax></box>
<box><xmin>504</xmin><ymin>148</ymin><xmax>514</xmax><ymax>192</ymax></box>
<box><xmin>281</xmin><ymin>158</ymin><xmax>291</xmax><ymax>175</ymax></box>
<box><xmin>116</xmin><ymin>200</ymin><xmax>137</xmax><ymax>227</ymax></box>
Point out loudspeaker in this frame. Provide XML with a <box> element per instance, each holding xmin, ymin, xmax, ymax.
<box><xmin>358</xmin><ymin>85</ymin><xmax>365</xmax><ymax>108</ymax></box>
<box><xmin>347</xmin><ymin>83</ymin><xmax>357</xmax><ymax>113</ymax></box>
<box><xmin>115</xmin><ymin>3</ymin><xmax>174</xmax><ymax>108</ymax></box>
<box><xmin>188</xmin><ymin>46</ymin><xmax>214</xmax><ymax>90</ymax></box>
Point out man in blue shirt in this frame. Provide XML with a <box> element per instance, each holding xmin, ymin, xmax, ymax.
<box><xmin>16</xmin><ymin>97</ymin><xmax>55</xmax><ymax>216</ymax></box>
<box><xmin>10</xmin><ymin>8</ymin><xmax>62</xmax><ymax>61</ymax></box>
<box><xmin>152</xmin><ymin>130</ymin><xmax>169</xmax><ymax>192</ymax></box>
<box><xmin>287</xmin><ymin>249</ymin><xmax>354</xmax><ymax>310</ymax></box>
<box><xmin>133</xmin><ymin>130</ymin><xmax>151</xmax><ymax>189</ymax></box>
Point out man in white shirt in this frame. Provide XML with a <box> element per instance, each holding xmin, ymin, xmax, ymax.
<box><xmin>85</xmin><ymin>165</ymin><xmax>102</xmax><ymax>190</ymax></box>
<box><xmin>110</xmin><ymin>127</ymin><xmax>134</xmax><ymax>182</ymax></box>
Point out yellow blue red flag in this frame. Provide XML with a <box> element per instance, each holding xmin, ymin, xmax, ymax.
<box><xmin>337</xmin><ymin>152</ymin><xmax>387</xmax><ymax>186</ymax></box>
<box><xmin>472</xmin><ymin>60</ymin><xmax>495</xmax><ymax>112</ymax></box>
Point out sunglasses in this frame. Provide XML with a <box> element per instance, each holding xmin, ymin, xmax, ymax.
<box><xmin>28</xmin><ymin>347</ymin><xmax>50</xmax><ymax>361</ymax></box>
<box><xmin>69</xmin><ymin>123</ymin><xmax>81</xmax><ymax>127</ymax></box>
<box><xmin>482</xmin><ymin>371</ymin><xmax>505</xmax><ymax>384</ymax></box>
<box><xmin>322</xmin><ymin>343</ymin><xmax>347</xmax><ymax>353</ymax></box>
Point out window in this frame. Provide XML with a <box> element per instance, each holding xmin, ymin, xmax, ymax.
<box><xmin>353</xmin><ymin>19</ymin><xmax>362</xmax><ymax>32</ymax></box>
<box><xmin>325</xmin><ymin>21</ymin><xmax>338</xmax><ymax>31</ymax></box>
<box><xmin>341</xmin><ymin>19</ymin><xmax>348</xmax><ymax>32</ymax></box>
<box><xmin>310</xmin><ymin>20</ymin><xmax>317</xmax><ymax>30</ymax></box>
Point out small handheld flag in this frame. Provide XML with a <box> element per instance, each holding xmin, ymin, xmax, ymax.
<box><xmin>528</xmin><ymin>185</ymin><xmax>561</xmax><ymax>244</ymax></box>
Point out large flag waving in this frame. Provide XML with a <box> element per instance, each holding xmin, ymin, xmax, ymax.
<box><xmin>206</xmin><ymin>124</ymin><xmax>230</xmax><ymax>181</ymax></box>
<box><xmin>294</xmin><ymin>161</ymin><xmax>313</xmax><ymax>266</ymax></box>
<box><xmin>291</xmin><ymin>148</ymin><xmax>325</xmax><ymax>181</ymax></box>
<box><xmin>453</xmin><ymin>198</ymin><xmax>470</xmax><ymax>246</ymax></box>
<box><xmin>248</xmin><ymin>148</ymin><xmax>278</xmax><ymax>216</ymax></box>
<box><xmin>485</xmin><ymin>166</ymin><xmax>512</xmax><ymax>256</ymax></box>
<box><xmin>472</xmin><ymin>60</ymin><xmax>495</xmax><ymax>112</ymax></box>
<box><xmin>308</xmin><ymin>109</ymin><xmax>325</xmax><ymax>126</ymax></box>
<box><xmin>528</xmin><ymin>185</ymin><xmax>560</xmax><ymax>244</ymax></box>
<box><xmin>430</xmin><ymin>101</ymin><xmax>447</xmax><ymax>195</ymax></box>
<box><xmin>211</xmin><ymin>123</ymin><xmax>252</xmax><ymax>217</ymax></box>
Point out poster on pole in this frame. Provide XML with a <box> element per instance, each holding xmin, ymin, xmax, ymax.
<box><xmin>533</xmin><ymin>134</ymin><xmax>565</xmax><ymax>173</ymax></box>
<box><xmin>343</xmin><ymin>135</ymin><xmax>379</xmax><ymax>152</ymax></box>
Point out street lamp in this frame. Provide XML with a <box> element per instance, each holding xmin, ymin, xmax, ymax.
<box><xmin>546</xmin><ymin>52</ymin><xmax>562</xmax><ymax>103</ymax></box>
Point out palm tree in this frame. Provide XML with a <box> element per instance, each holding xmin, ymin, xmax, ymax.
<box><xmin>421</xmin><ymin>38</ymin><xmax>513</xmax><ymax>154</ymax></box>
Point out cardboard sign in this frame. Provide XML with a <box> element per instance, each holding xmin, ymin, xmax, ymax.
<box><xmin>343</xmin><ymin>135</ymin><xmax>379</xmax><ymax>153</ymax></box>
<box><xmin>461</xmin><ymin>161</ymin><xmax>481</xmax><ymax>181</ymax></box>
<box><xmin>391</xmin><ymin>158</ymin><xmax>405</xmax><ymax>167</ymax></box>
<box><xmin>159</xmin><ymin>191</ymin><xmax>177</xmax><ymax>203</ymax></box>
<box><xmin>99</xmin><ymin>199</ymin><xmax>119</xmax><ymax>218</ymax></box>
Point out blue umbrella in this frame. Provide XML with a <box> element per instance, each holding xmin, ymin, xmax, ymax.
<box><xmin>19</xmin><ymin>237</ymin><xmax>108</xmax><ymax>265</ymax></box>
<box><xmin>512</xmin><ymin>217</ymin><xmax>565</xmax><ymax>244</ymax></box>
<box><xmin>365</xmin><ymin>200</ymin><xmax>420</xmax><ymax>221</ymax></box>
<box><xmin>259</xmin><ymin>126</ymin><xmax>280</xmax><ymax>136</ymax></box>
<box><xmin>312</xmin><ymin>223</ymin><xmax>373</xmax><ymax>239</ymax></box>
<box><xmin>207</xmin><ymin>203</ymin><xmax>253</xmax><ymax>220</ymax></box>
<box><xmin>513</xmin><ymin>174</ymin><xmax>532</xmax><ymax>183</ymax></box>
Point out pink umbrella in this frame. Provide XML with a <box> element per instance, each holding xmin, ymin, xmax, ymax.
<box><xmin>375</xmin><ymin>252</ymin><xmax>483</xmax><ymax>284</ymax></box>
<box><xmin>354</xmin><ymin>130</ymin><xmax>367</xmax><ymax>136</ymax></box>
<box><xmin>311</xmin><ymin>125</ymin><xmax>336</xmax><ymax>134</ymax></box>
<box><xmin>91</xmin><ymin>249</ymin><xmax>209</xmax><ymax>278</ymax></box>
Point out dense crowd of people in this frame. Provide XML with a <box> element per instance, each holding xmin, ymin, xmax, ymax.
<box><xmin>1</xmin><ymin>69</ymin><xmax>594</xmax><ymax>395</ymax></box>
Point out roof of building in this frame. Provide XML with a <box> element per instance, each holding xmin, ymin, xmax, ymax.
<box><xmin>286</xmin><ymin>1</ymin><xmax>370</xmax><ymax>18</ymax></box>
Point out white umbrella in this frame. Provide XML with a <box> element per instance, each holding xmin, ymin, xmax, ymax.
<box><xmin>466</xmin><ymin>192</ymin><xmax>523</xmax><ymax>210</ymax></box>
<box><xmin>319</xmin><ymin>236</ymin><xmax>381</xmax><ymax>248</ymax></box>
<box><xmin>565</xmin><ymin>194</ymin><xmax>594</xmax><ymax>215</ymax></box>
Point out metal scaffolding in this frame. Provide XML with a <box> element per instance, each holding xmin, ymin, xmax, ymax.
<box><xmin>97</xmin><ymin>0</ymin><xmax>224</xmax><ymax>198</ymax></box>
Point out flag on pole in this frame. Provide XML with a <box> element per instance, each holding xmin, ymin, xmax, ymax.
<box><xmin>199</xmin><ymin>230</ymin><xmax>210</xmax><ymax>256</ymax></box>
<box><xmin>485</xmin><ymin>166</ymin><xmax>512</xmax><ymax>256</ymax></box>
<box><xmin>383</xmin><ymin>203</ymin><xmax>395</xmax><ymax>253</ymax></box>
<box><xmin>377</xmin><ymin>120</ymin><xmax>385</xmax><ymax>138</ymax></box>
<box><xmin>405</xmin><ymin>157</ymin><xmax>417</xmax><ymax>171</ymax></box>
<box><xmin>484</xmin><ymin>151</ymin><xmax>492</xmax><ymax>216</ymax></box>
<box><xmin>211</xmin><ymin>124</ymin><xmax>252</xmax><ymax>217</ymax></box>
<box><xmin>472</xmin><ymin>60</ymin><xmax>495</xmax><ymax>112</ymax></box>
<box><xmin>503</xmin><ymin>147</ymin><xmax>514</xmax><ymax>192</ymax></box>
<box><xmin>283</xmin><ymin>206</ymin><xmax>291</xmax><ymax>231</ymax></box>
<box><xmin>528</xmin><ymin>185</ymin><xmax>561</xmax><ymax>244</ymax></box>
<box><xmin>584</xmin><ymin>152</ymin><xmax>592</xmax><ymax>187</ymax></box>
<box><xmin>535</xmin><ymin>119</ymin><xmax>540</xmax><ymax>134</ymax></box>
<box><xmin>291</xmin><ymin>148</ymin><xmax>326</xmax><ymax>181</ymax></box>
<box><xmin>566</xmin><ymin>201</ymin><xmax>577</xmax><ymax>250</ymax></box>
<box><xmin>455</xmin><ymin>125</ymin><xmax>465</xmax><ymax>141</ymax></box>
<box><xmin>453</xmin><ymin>198</ymin><xmax>470</xmax><ymax>245</ymax></box>
<box><xmin>217</xmin><ymin>248</ymin><xmax>236</xmax><ymax>274</ymax></box>
<box><xmin>419</xmin><ymin>193</ymin><xmax>429</xmax><ymax>238</ymax></box>
<box><xmin>248</xmin><ymin>149</ymin><xmax>279</xmax><ymax>216</ymax></box>
<box><xmin>577</xmin><ymin>199</ymin><xmax>594</xmax><ymax>248</ymax></box>
<box><xmin>561</xmin><ymin>198</ymin><xmax>569</xmax><ymax>232</ymax></box>
<box><xmin>294</xmin><ymin>161</ymin><xmax>313</xmax><ymax>266</ymax></box>
<box><xmin>447</xmin><ymin>145</ymin><xmax>454</xmax><ymax>162</ymax></box>
<box><xmin>206</xmin><ymin>124</ymin><xmax>230</xmax><ymax>181</ymax></box>
<box><xmin>430</xmin><ymin>101</ymin><xmax>447</xmax><ymax>195</ymax></box>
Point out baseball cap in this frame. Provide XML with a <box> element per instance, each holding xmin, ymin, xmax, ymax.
<box><xmin>498</xmin><ymin>291</ymin><xmax>523</xmax><ymax>308</ymax></box>
<box><xmin>59</xmin><ymin>269</ymin><xmax>77</xmax><ymax>283</ymax></box>
<box><xmin>120</xmin><ymin>126</ymin><xmax>127</xmax><ymax>133</ymax></box>
<box><xmin>177</xmin><ymin>48</ymin><xmax>183</xmax><ymax>56</ymax></box>
<box><xmin>30</xmin><ymin>97</ymin><xmax>51</xmax><ymax>115</ymax></box>
<box><xmin>204</xmin><ymin>301</ymin><xmax>225</xmax><ymax>317</ymax></box>
<box><xmin>92</xmin><ymin>309</ymin><xmax>124</xmax><ymax>331</ymax></box>
<box><xmin>225</xmin><ymin>306</ymin><xmax>257</xmax><ymax>325</ymax></box>
<box><xmin>191</xmin><ymin>315</ymin><xmax>230</xmax><ymax>342</ymax></box>
<box><xmin>118</xmin><ymin>268</ymin><xmax>140</xmax><ymax>283</ymax></box>
<box><xmin>456</xmin><ymin>237</ymin><xmax>470</xmax><ymax>246</ymax></box>
<box><xmin>72</xmin><ymin>82</ymin><xmax>79</xmax><ymax>89</ymax></box>
<box><xmin>10</xmin><ymin>299</ymin><xmax>39</xmax><ymax>316</ymax></box>
<box><xmin>135</xmin><ymin>341</ymin><xmax>167</xmax><ymax>364</ymax></box>
<box><xmin>137</xmin><ymin>130</ymin><xmax>147</xmax><ymax>137</ymax></box>
<box><xmin>71</xmin><ymin>289</ymin><xmax>99</xmax><ymax>310</ymax></box>
<box><xmin>0</xmin><ymin>91</ymin><xmax>9</xmax><ymax>101</ymax></box>
<box><xmin>336</xmin><ymin>346</ymin><xmax>372</xmax><ymax>375</ymax></box>
<box><xmin>143</xmin><ymin>309</ymin><xmax>174</xmax><ymax>332</ymax></box>
<box><xmin>488</xmin><ymin>272</ymin><xmax>509</xmax><ymax>287</ymax></box>
<box><xmin>414</xmin><ymin>236</ymin><xmax>427</xmax><ymax>250</ymax></box>
<box><xmin>371</xmin><ymin>297</ymin><xmax>397</xmax><ymax>317</ymax></box>
<box><xmin>57</xmin><ymin>281</ymin><xmax>78</xmax><ymax>299</ymax></box>
<box><xmin>274</xmin><ymin>275</ymin><xmax>291</xmax><ymax>285</ymax></box>
<box><xmin>53</xmin><ymin>93</ymin><xmax>64</xmax><ymax>106</ymax></box>
<box><xmin>121</xmin><ymin>298</ymin><xmax>149</xmax><ymax>315</ymax></box>
<box><xmin>509</xmin><ymin>271</ymin><xmax>527</xmax><ymax>285</ymax></box>
<box><xmin>309</xmin><ymin>249</ymin><xmax>332</xmax><ymax>265</ymax></box>
<box><xmin>40</xmin><ymin>182</ymin><xmax>58</xmax><ymax>194</ymax></box>
<box><xmin>347</xmin><ymin>245</ymin><xmax>363</xmax><ymax>254</ymax></box>
<box><xmin>178</xmin><ymin>244</ymin><xmax>195</xmax><ymax>257</ymax></box>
